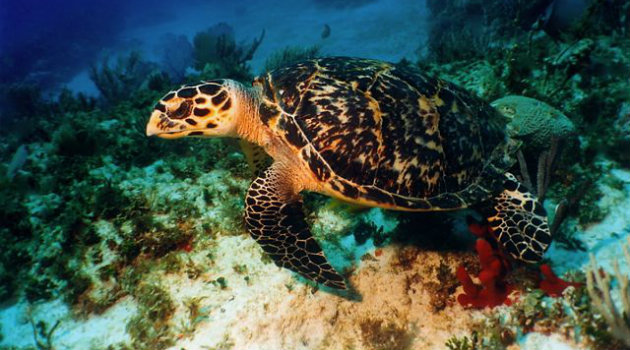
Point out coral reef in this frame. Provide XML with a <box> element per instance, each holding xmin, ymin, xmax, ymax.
<box><xmin>0</xmin><ymin>48</ymin><xmax>256</xmax><ymax>347</ymax></box>
<box><xmin>0</xmin><ymin>21</ymin><xmax>271</xmax><ymax>316</ymax></box>
<box><xmin>420</xmin><ymin>0</ymin><xmax>630</xmax><ymax>254</ymax></box>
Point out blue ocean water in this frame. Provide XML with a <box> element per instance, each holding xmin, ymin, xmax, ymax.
<box><xmin>1</xmin><ymin>0</ymin><xmax>427</xmax><ymax>96</ymax></box>
<box><xmin>0</xmin><ymin>1</ymin><xmax>629</xmax><ymax>349</ymax></box>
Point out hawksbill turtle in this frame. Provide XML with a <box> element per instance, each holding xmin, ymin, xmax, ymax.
<box><xmin>146</xmin><ymin>57</ymin><xmax>552</xmax><ymax>290</ymax></box>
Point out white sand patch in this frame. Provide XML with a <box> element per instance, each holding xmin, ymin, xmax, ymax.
<box><xmin>0</xmin><ymin>297</ymin><xmax>136</xmax><ymax>350</ymax></box>
<box><xmin>163</xmin><ymin>234</ymin><xmax>477</xmax><ymax>350</ymax></box>
<box><xmin>519</xmin><ymin>332</ymin><xmax>582</xmax><ymax>350</ymax></box>
<box><xmin>363</xmin><ymin>207</ymin><xmax>399</xmax><ymax>233</ymax></box>
<box><xmin>546</xmin><ymin>166</ymin><xmax>630</xmax><ymax>276</ymax></box>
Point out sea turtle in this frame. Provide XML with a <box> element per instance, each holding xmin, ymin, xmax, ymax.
<box><xmin>146</xmin><ymin>57</ymin><xmax>552</xmax><ymax>290</ymax></box>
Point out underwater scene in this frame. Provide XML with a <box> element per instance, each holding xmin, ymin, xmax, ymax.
<box><xmin>1</xmin><ymin>0</ymin><xmax>629</xmax><ymax>349</ymax></box>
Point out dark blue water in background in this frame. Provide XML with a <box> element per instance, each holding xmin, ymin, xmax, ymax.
<box><xmin>1</xmin><ymin>0</ymin><xmax>196</xmax><ymax>91</ymax></box>
<box><xmin>0</xmin><ymin>0</ymin><xmax>427</xmax><ymax>98</ymax></box>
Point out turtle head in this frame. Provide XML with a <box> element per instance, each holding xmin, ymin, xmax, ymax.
<box><xmin>146</xmin><ymin>79</ymin><xmax>242</xmax><ymax>139</ymax></box>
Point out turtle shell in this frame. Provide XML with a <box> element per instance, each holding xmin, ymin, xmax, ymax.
<box><xmin>255</xmin><ymin>57</ymin><xmax>513</xmax><ymax>210</ymax></box>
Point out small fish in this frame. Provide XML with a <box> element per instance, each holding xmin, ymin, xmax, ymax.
<box><xmin>7</xmin><ymin>144</ymin><xmax>27</xmax><ymax>180</ymax></box>
<box><xmin>321</xmin><ymin>24</ymin><xmax>331</xmax><ymax>39</ymax></box>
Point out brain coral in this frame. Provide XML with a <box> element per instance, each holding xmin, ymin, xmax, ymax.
<box><xmin>491</xmin><ymin>95</ymin><xmax>575</xmax><ymax>150</ymax></box>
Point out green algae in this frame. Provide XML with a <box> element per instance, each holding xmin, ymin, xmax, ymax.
<box><xmin>177</xmin><ymin>296</ymin><xmax>210</xmax><ymax>338</ymax></box>
<box><xmin>445</xmin><ymin>335</ymin><xmax>474</xmax><ymax>350</ymax></box>
<box><xmin>358</xmin><ymin>318</ymin><xmax>414</xmax><ymax>350</ymax></box>
<box><xmin>126</xmin><ymin>281</ymin><xmax>176</xmax><ymax>350</ymax></box>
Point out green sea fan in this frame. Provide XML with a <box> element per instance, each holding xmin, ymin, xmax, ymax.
<box><xmin>192</xmin><ymin>23</ymin><xmax>264</xmax><ymax>82</ymax></box>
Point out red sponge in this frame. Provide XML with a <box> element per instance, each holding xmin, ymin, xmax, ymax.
<box><xmin>539</xmin><ymin>264</ymin><xmax>582</xmax><ymax>297</ymax></box>
<box><xmin>457</xmin><ymin>239</ymin><xmax>514</xmax><ymax>308</ymax></box>
<box><xmin>467</xmin><ymin>222</ymin><xmax>490</xmax><ymax>238</ymax></box>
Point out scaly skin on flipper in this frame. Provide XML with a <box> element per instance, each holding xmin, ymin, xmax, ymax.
<box><xmin>488</xmin><ymin>173</ymin><xmax>552</xmax><ymax>262</ymax></box>
<box><xmin>245</xmin><ymin>165</ymin><xmax>346</xmax><ymax>289</ymax></box>
<box><xmin>146</xmin><ymin>57</ymin><xmax>554</xmax><ymax>289</ymax></box>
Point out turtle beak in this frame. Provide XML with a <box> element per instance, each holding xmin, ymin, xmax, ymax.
<box><xmin>146</xmin><ymin>110</ymin><xmax>166</xmax><ymax>137</ymax></box>
<box><xmin>145</xmin><ymin>110</ymin><xmax>192</xmax><ymax>139</ymax></box>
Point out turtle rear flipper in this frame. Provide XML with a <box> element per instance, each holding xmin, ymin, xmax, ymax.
<box><xmin>487</xmin><ymin>173</ymin><xmax>552</xmax><ymax>263</ymax></box>
<box><xmin>245</xmin><ymin>165</ymin><xmax>347</xmax><ymax>289</ymax></box>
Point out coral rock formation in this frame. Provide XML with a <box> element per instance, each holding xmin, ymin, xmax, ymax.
<box><xmin>491</xmin><ymin>95</ymin><xmax>575</xmax><ymax>151</ymax></box>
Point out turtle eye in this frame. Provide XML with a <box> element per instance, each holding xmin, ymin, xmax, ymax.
<box><xmin>167</xmin><ymin>100</ymin><xmax>193</xmax><ymax>119</ymax></box>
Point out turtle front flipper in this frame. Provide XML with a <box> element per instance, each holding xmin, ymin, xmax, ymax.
<box><xmin>245</xmin><ymin>166</ymin><xmax>347</xmax><ymax>289</ymax></box>
<box><xmin>487</xmin><ymin>173</ymin><xmax>552</xmax><ymax>263</ymax></box>
<box><xmin>239</xmin><ymin>139</ymin><xmax>271</xmax><ymax>177</ymax></box>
